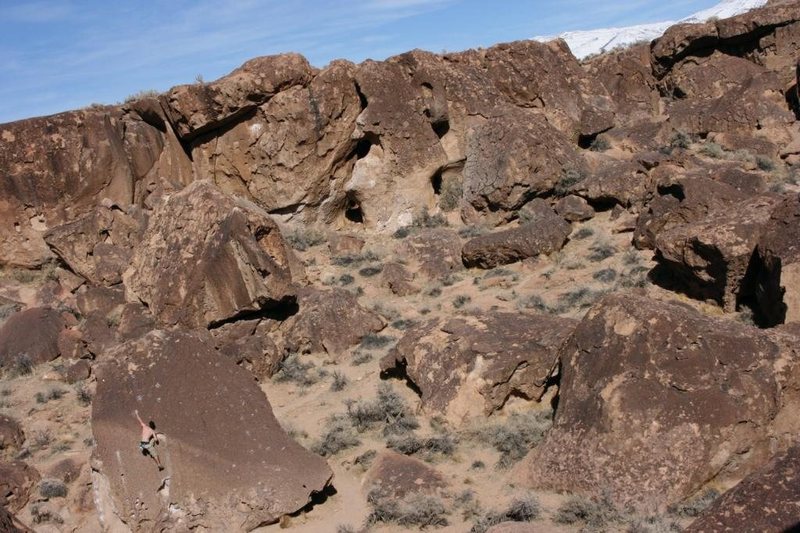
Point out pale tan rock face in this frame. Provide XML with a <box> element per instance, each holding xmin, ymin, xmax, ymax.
<box><xmin>123</xmin><ymin>181</ymin><xmax>297</xmax><ymax>329</ymax></box>
<box><xmin>92</xmin><ymin>330</ymin><xmax>332</xmax><ymax>532</ymax></box>
<box><xmin>515</xmin><ymin>293</ymin><xmax>800</xmax><ymax>512</ymax></box>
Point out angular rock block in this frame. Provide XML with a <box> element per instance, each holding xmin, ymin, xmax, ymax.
<box><xmin>92</xmin><ymin>330</ymin><xmax>332</xmax><ymax>532</ymax></box>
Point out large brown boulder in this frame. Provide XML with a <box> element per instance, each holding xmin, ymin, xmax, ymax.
<box><xmin>347</xmin><ymin>57</ymin><xmax>449</xmax><ymax>229</ymax></box>
<box><xmin>655</xmin><ymin>194</ymin><xmax>780</xmax><ymax>311</ymax></box>
<box><xmin>91</xmin><ymin>330</ymin><xmax>332</xmax><ymax>532</ymax></box>
<box><xmin>661</xmin><ymin>51</ymin><xmax>766</xmax><ymax>101</ymax></box>
<box><xmin>381</xmin><ymin>311</ymin><xmax>576</xmax><ymax>421</ymax></box>
<box><xmin>473</xmin><ymin>39</ymin><xmax>614</xmax><ymax>138</ymax></box>
<box><xmin>462</xmin><ymin>200</ymin><xmax>570</xmax><ymax>269</ymax></box>
<box><xmin>754</xmin><ymin>194</ymin><xmax>800</xmax><ymax>325</ymax></box>
<box><xmin>161</xmin><ymin>53</ymin><xmax>315</xmax><ymax>140</ymax></box>
<box><xmin>278</xmin><ymin>287</ymin><xmax>385</xmax><ymax>358</ymax></box>
<box><xmin>123</xmin><ymin>181</ymin><xmax>297</xmax><ymax>328</ymax></box>
<box><xmin>515</xmin><ymin>293</ymin><xmax>800</xmax><ymax>512</ymax></box>
<box><xmin>0</xmin><ymin>307</ymin><xmax>66</xmax><ymax>369</ymax></box>
<box><xmin>190</xmin><ymin>60</ymin><xmax>361</xmax><ymax>221</ymax></box>
<box><xmin>0</xmin><ymin>461</ymin><xmax>39</xmax><ymax>512</ymax></box>
<box><xmin>651</xmin><ymin>1</ymin><xmax>800</xmax><ymax>78</ymax></box>
<box><xmin>583</xmin><ymin>43</ymin><xmax>660</xmax><ymax>123</ymax></box>
<box><xmin>685</xmin><ymin>445</ymin><xmax>800</xmax><ymax>533</ymax></box>
<box><xmin>634</xmin><ymin>175</ymin><xmax>749</xmax><ymax>250</ymax></box>
<box><xmin>667</xmin><ymin>71</ymin><xmax>794</xmax><ymax>136</ymax></box>
<box><xmin>462</xmin><ymin>112</ymin><xmax>583</xmax><ymax>214</ymax></box>
<box><xmin>569</xmin><ymin>156</ymin><xmax>651</xmax><ymax>208</ymax></box>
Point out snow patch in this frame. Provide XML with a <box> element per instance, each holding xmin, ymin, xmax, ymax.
<box><xmin>533</xmin><ymin>0</ymin><xmax>768</xmax><ymax>59</ymax></box>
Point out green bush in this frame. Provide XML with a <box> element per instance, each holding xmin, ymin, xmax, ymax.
<box><xmin>699</xmin><ymin>142</ymin><xmax>725</xmax><ymax>159</ymax></box>
<box><xmin>439</xmin><ymin>175</ymin><xmax>463</xmax><ymax>212</ymax></box>
<box><xmin>453</xmin><ymin>295</ymin><xmax>471</xmax><ymax>309</ymax></box>
<box><xmin>756</xmin><ymin>155</ymin><xmax>776</xmax><ymax>171</ymax></box>
<box><xmin>593</xmin><ymin>268</ymin><xmax>617</xmax><ymax>283</ymax></box>
<box><xmin>358</xmin><ymin>265</ymin><xmax>383</xmax><ymax>277</ymax></box>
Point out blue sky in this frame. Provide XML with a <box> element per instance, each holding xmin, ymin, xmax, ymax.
<box><xmin>0</xmin><ymin>0</ymin><xmax>722</xmax><ymax>123</ymax></box>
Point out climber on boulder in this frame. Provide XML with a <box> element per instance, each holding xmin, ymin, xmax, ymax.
<box><xmin>135</xmin><ymin>410</ymin><xmax>164</xmax><ymax>470</ymax></box>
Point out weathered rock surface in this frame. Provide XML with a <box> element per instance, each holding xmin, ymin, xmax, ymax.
<box><xmin>661</xmin><ymin>51</ymin><xmax>767</xmax><ymax>101</ymax></box>
<box><xmin>0</xmin><ymin>461</ymin><xmax>39</xmax><ymax>513</ymax></box>
<box><xmin>515</xmin><ymin>293</ymin><xmax>800</xmax><ymax>511</ymax></box>
<box><xmin>0</xmin><ymin>108</ymin><xmax>134</xmax><ymax>267</ymax></box>
<box><xmin>685</xmin><ymin>445</ymin><xmax>800</xmax><ymax>533</ymax></box>
<box><xmin>554</xmin><ymin>195</ymin><xmax>594</xmax><ymax>222</ymax></box>
<box><xmin>651</xmin><ymin>1</ymin><xmax>800</xmax><ymax>77</ymax></box>
<box><xmin>399</xmin><ymin>228</ymin><xmax>463</xmax><ymax>278</ymax></box>
<box><xmin>191</xmin><ymin>60</ymin><xmax>360</xmax><ymax>220</ymax></box>
<box><xmin>278</xmin><ymin>287</ymin><xmax>385</xmax><ymax>358</ymax></box>
<box><xmin>634</xmin><ymin>176</ymin><xmax>749</xmax><ymax>250</ymax></box>
<box><xmin>462</xmin><ymin>112</ymin><xmax>583</xmax><ymax>214</ymax></box>
<box><xmin>92</xmin><ymin>330</ymin><xmax>332</xmax><ymax>532</ymax></box>
<box><xmin>655</xmin><ymin>194</ymin><xmax>780</xmax><ymax>311</ymax></box>
<box><xmin>0</xmin><ymin>416</ymin><xmax>24</xmax><ymax>459</ymax></box>
<box><xmin>363</xmin><ymin>451</ymin><xmax>447</xmax><ymax>499</ymax></box>
<box><xmin>0</xmin><ymin>307</ymin><xmax>66</xmax><ymax>369</ymax></box>
<box><xmin>211</xmin><ymin>319</ymin><xmax>282</xmax><ymax>380</ymax></box>
<box><xmin>123</xmin><ymin>181</ymin><xmax>297</xmax><ymax>328</ymax></box>
<box><xmin>381</xmin><ymin>262</ymin><xmax>419</xmax><ymax>296</ymax></box>
<box><xmin>584</xmin><ymin>43</ymin><xmax>660</xmax><ymax>123</ymax></box>
<box><xmin>44</xmin><ymin>205</ymin><xmax>145</xmax><ymax>286</ymax></box>
<box><xmin>462</xmin><ymin>200</ymin><xmax>570</xmax><ymax>269</ymax></box>
<box><xmin>569</xmin><ymin>156</ymin><xmax>651</xmax><ymax>208</ymax></box>
<box><xmin>668</xmin><ymin>71</ymin><xmax>794</xmax><ymax>135</ymax></box>
<box><xmin>754</xmin><ymin>194</ymin><xmax>800</xmax><ymax>326</ymax></box>
<box><xmin>381</xmin><ymin>311</ymin><xmax>576</xmax><ymax>421</ymax></box>
<box><xmin>162</xmin><ymin>53</ymin><xmax>315</xmax><ymax>140</ymax></box>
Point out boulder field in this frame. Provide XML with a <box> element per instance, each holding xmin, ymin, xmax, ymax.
<box><xmin>1</xmin><ymin>1</ymin><xmax>800</xmax><ymax>531</ymax></box>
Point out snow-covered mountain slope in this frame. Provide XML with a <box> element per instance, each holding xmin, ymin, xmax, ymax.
<box><xmin>534</xmin><ymin>0</ymin><xmax>768</xmax><ymax>60</ymax></box>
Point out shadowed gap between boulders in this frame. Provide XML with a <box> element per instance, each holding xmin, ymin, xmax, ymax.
<box><xmin>207</xmin><ymin>296</ymin><xmax>299</xmax><ymax>330</ymax></box>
